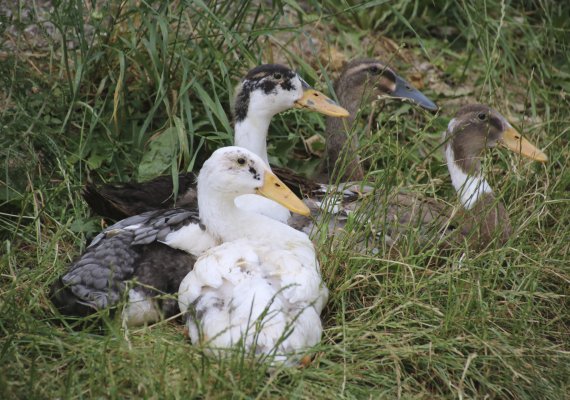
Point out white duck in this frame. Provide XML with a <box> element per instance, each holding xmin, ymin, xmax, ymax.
<box><xmin>177</xmin><ymin>146</ymin><xmax>327</xmax><ymax>362</ymax></box>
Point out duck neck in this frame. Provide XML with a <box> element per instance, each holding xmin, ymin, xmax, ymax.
<box><xmin>325</xmin><ymin>91</ymin><xmax>365</xmax><ymax>181</ymax></box>
<box><xmin>234</xmin><ymin>113</ymin><xmax>272</xmax><ymax>167</ymax></box>
<box><xmin>444</xmin><ymin>133</ymin><xmax>492</xmax><ymax>210</ymax></box>
<box><xmin>198</xmin><ymin>182</ymin><xmax>305</xmax><ymax>244</ymax></box>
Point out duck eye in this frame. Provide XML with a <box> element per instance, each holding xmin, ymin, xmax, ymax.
<box><xmin>478</xmin><ymin>112</ymin><xmax>487</xmax><ymax>121</ymax></box>
<box><xmin>369</xmin><ymin>66</ymin><xmax>380</xmax><ymax>74</ymax></box>
<box><xmin>237</xmin><ymin>157</ymin><xmax>246</xmax><ymax>165</ymax></box>
<box><xmin>273</xmin><ymin>73</ymin><xmax>282</xmax><ymax>79</ymax></box>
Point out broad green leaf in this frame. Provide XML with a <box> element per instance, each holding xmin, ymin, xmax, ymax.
<box><xmin>138</xmin><ymin>128</ymin><xmax>179</xmax><ymax>181</ymax></box>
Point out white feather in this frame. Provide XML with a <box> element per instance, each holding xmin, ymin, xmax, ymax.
<box><xmin>179</xmin><ymin>239</ymin><xmax>327</xmax><ymax>361</ymax></box>
<box><xmin>235</xmin><ymin>194</ymin><xmax>291</xmax><ymax>223</ymax></box>
<box><xmin>122</xmin><ymin>289</ymin><xmax>160</xmax><ymax>327</ymax></box>
<box><xmin>445</xmin><ymin>143</ymin><xmax>492</xmax><ymax>210</ymax></box>
<box><xmin>161</xmin><ymin>223</ymin><xmax>218</xmax><ymax>256</ymax></box>
<box><xmin>447</xmin><ymin>117</ymin><xmax>458</xmax><ymax>132</ymax></box>
<box><xmin>124</xmin><ymin>223</ymin><xmax>141</xmax><ymax>230</ymax></box>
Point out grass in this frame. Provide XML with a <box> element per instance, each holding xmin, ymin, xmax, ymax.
<box><xmin>1</xmin><ymin>0</ymin><xmax>569</xmax><ymax>398</ymax></box>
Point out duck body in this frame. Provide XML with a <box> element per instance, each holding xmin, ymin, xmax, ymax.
<box><xmin>285</xmin><ymin>180</ymin><xmax>448</xmax><ymax>252</ymax></box>
<box><xmin>181</xmin><ymin>238</ymin><xmax>325</xmax><ymax>361</ymax></box>
<box><xmin>179</xmin><ymin>213</ymin><xmax>326</xmax><ymax>360</ymax></box>
<box><xmin>175</xmin><ymin>147</ymin><xmax>327</xmax><ymax>361</ymax></box>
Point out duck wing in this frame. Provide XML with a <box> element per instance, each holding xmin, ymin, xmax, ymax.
<box><xmin>50</xmin><ymin>208</ymin><xmax>215</xmax><ymax>325</ymax></box>
<box><xmin>82</xmin><ymin>173</ymin><xmax>197</xmax><ymax>221</ymax></box>
<box><xmin>287</xmin><ymin>184</ymin><xmax>458</xmax><ymax>252</ymax></box>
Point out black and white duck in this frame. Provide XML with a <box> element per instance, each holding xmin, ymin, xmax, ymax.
<box><xmin>83</xmin><ymin>64</ymin><xmax>349</xmax><ymax>221</ymax></box>
<box><xmin>82</xmin><ymin>59</ymin><xmax>437</xmax><ymax>220</ymax></box>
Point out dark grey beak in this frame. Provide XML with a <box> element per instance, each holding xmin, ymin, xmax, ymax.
<box><xmin>392</xmin><ymin>75</ymin><xmax>438</xmax><ymax>111</ymax></box>
<box><xmin>298</xmin><ymin>76</ymin><xmax>312</xmax><ymax>90</ymax></box>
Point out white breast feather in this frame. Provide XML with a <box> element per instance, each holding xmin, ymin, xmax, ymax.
<box><xmin>178</xmin><ymin>237</ymin><xmax>328</xmax><ymax>363</ymax></box>
<box><xmin>122</xmin><ymin>289</ymin><xmax>161</xmax><ymax>327</ymax></box>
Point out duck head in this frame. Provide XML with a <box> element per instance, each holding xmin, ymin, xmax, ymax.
<box><xmin>444</xmin><ymin>104</ymin><xmax>547</xmax><ymax>210</ymax></box>
<box><xmin>198</xmin><ymin>146</ymin><xmax>310</xmax><ymax>216</ymax></box>
<box><xmin>445</xmin><ymin>104</ymin><xmax>547</xmax><ymax>174</ymax></box>
<box><xmin>325</xmin><ymin>58</ymin><xmax>438</xmax><ymax>181</ymax></box>
<box><xmin>233</xmin><ymin>64</ymin><xmax>349</xmax><ymax>123</ymax></box>
<box><xmin>333</xmin><ymin>58</ymin><xmax>438</xmax><ymax>113</ymax></box>
<box><xmin>233</xmin><ymin>64</ymin><xmax>349</xmax><ymax>165</ymax></box>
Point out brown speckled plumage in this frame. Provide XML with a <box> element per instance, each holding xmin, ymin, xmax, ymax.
<box><xmin>289</xmin><ymin>105</ymin><xmax>540</xmax><ymax>253</ymax></box>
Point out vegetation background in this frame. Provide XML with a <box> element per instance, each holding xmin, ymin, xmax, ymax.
<box><xmin>1</xmin><ymin>0</ymin><xmax>568</xmax><ymax>398</ymax></box>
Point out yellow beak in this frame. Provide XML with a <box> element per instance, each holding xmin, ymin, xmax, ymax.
<box><xmin>294</xmin><ymin>89</ymin><xmax>350</xmax><ymax>118</ymax></box>
<box><xmin>500</xmin><ymin>126</ymin><xmax>548</xmax><ymax>162</ymax></box>
<box><xmin>256</xmin><ymin>172</ymin><xmax>310</xmax><ymax>216</ymax></box>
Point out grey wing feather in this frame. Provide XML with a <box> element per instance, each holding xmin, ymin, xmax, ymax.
<box><xmin>89</xmin><ymin>208</ymin><xmax>200</xmax><ymax>247</ymax></box>
<box><xmin>62</xmin><ymin>230</ymin><xmax>138</xmax><ymax>309</ymax></box>
<box><xmin>58</xmin><ymin>208</ymin><xmax>200</xmax><ymax>311</ymax></box>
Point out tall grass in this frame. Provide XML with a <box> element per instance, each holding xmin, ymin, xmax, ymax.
<box><xmin>1</xmin><ymin>0</ymin><xmax>569</xmax><ymax>398</ymax></box>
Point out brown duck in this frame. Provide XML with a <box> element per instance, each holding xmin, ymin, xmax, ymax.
<box><xmin>291</xmin><ymin>104</ymin><xmax>548</xmax><ymax>251</ymax></box>
<box><xmin>324</xmin><ymin>58</ymin><xmax>437</xmax><ymax>182</ymax></box>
